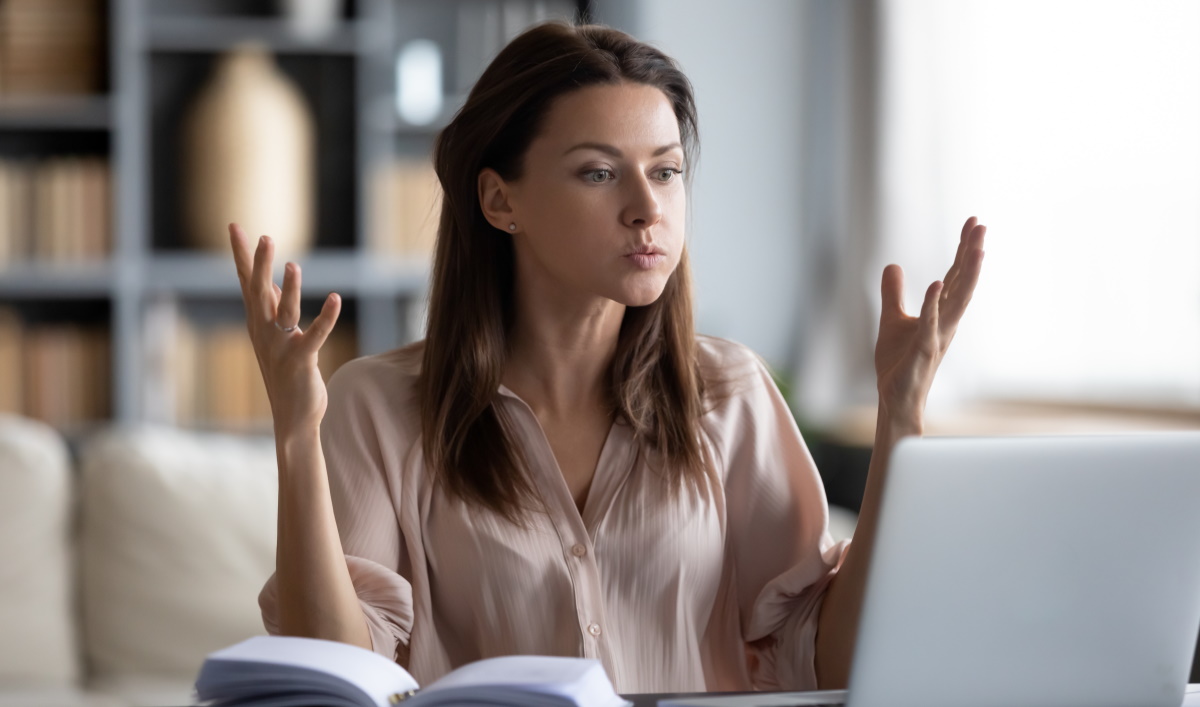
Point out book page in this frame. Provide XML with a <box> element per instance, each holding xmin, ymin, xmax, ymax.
<box><xmin>420</xmin><ymin>655</ymin><xmax>629</xmax><ymax>707</ymax></box>
<box><xmin>196</xmin><ymin>636</ymin><xmax>418</xmax><ymax>707</ymax></box>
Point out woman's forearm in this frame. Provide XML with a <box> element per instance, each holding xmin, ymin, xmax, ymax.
<box><xmin>274</xmin><ymin>424</ymin><xmax>372</xmax><ymax>650</ymax></box>
<box><xmin>814</xmin><ymin>410</ymin><xmax>921</xmax><ymax>689</ymax></box>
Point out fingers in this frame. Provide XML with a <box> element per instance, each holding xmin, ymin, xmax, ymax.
<box><xmin>229</xmin><ymin>225</ymin><xmax>340</xmax><ymax>358</ymax></box>
<box><xmin>229</xmin><ymin>223</ymin><xmax>252</xmax><ymax>286</ymax></box>
<box><xmin>950</xmin><ymin>216</ymin><xmax>978</xmax><ymax>274</ymax></box>
<box><xmin>944</xmin><ymin>216</ymin><xmax>977</xmax><ymax>289</ymax></box>
<box><xmin>960</xmin><ymin>215</ymin><xmax>978</xmax><ymax>243</ymax></box>
<box><xmin>276</xmin><ymin>263</ymin><xmax>302</xmax><ymax>330</ymax></box>
<box><xmin>941</xmin><ymin>224</ymin><xmax>986</xmax><ymax>328</ymax></box>
<box><xmin>300</xmin><ymin>293</ymin><xmax>342</xmax><ymax>353</ymax></box>
<box><xmin>249</xmin><ymin>232</ymin><xmax>277</xmax><ymax>324</ymax></box>
<box><xmin>918</xmin><ymin>280</ymin><xmax>943</xmax><ymax>355</ymax></box>
<box><xmin>231</xmin><ymin>223</ymin><xmax>274</xmax><ymax>328</ymax></box>
<box><xmin>880</xmin><ymin>263</ymin><xmax>906</xmax><ymax>317</ymax></box>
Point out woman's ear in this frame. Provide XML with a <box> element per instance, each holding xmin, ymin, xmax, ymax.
<box><xmin>477</xmin><ymin>168</ymin><xmax>517</xmax><ymax>232</ymax></box>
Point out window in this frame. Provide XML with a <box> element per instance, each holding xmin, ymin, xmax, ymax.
<box><xmin>878</xmin><ymin>0</ymin><xmax>1200</xmax><ymax>409</ymax></box>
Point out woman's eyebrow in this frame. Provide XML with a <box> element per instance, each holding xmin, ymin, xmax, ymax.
<box><xmin>562</xmin><ymin>141</ymin><xmax>683</xmax><ymax>158</ymax></box>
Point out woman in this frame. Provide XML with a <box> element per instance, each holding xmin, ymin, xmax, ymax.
<box><xmin>229</xmin><ymin>21</ymin><xmax>985</xmax><ymax>694</ymax></box>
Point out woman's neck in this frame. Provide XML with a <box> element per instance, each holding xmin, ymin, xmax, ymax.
<box><xmin>502</xmin><ymin>298</ymin><xmax>624</xmax><ymax>420</ymax></box>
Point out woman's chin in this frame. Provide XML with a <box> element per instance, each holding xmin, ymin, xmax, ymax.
<box><xmin>616</xmin><ymin>283</ymin><xmax>669</xmax><ymax>307</ymax></box>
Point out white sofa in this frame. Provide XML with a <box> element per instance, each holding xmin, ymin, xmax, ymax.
<box><xmin>0</xmin><ymin>413</ymin><xmax>860</xmax><ymax>707</ymax></box>
<box><xmin>0</xmin><ymin>414</ymin><xmax>278</xmax><ymax>707</ymax></box>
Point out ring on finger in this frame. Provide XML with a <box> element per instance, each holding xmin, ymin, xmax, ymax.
<box><xmin>274</xmin><ymin>320</ymin><xmax>300</xmax><ymax>333</ymax></box>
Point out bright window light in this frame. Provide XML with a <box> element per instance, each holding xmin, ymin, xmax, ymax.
<box><xmin>879</xmin><ymin>0</ymin><xmax>1200</xmax><ymax>409</ymax></box>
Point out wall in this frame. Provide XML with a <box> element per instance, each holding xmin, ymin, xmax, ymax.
<box><xmin>593</xmin><ymin>0</ymin><xmax>807</xmax><ymax>372</ymax></box>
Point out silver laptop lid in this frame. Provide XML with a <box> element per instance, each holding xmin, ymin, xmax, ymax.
<box><xmin>847</xmin><ymin>433</ymin><xmax>1200</xmax><ymax>707</ymax></box>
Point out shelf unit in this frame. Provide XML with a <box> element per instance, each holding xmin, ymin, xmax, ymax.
<box><xmin>0</xmin><ymin>0</ymin><xmax>586</xmax><ymax>432</ymax></box>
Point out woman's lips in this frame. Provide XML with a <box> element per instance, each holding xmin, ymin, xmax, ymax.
<box><xmin>625</xmin><ymin>253</ymin><xmax>666</xmax><ymax>270</ymax></box>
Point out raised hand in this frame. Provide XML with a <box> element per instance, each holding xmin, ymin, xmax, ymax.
<box><xmin>229</xmin><ymin>223</ymin><xmax>342</xmax><ymax>433</ymax></box>
<box><xmin>874</xmin><ymin>216</ymin><xmax>986</xmax><ymax>431</ymax></box>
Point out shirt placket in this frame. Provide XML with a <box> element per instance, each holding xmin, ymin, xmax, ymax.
<box><xmin>500</xmin><ymin>392</ymin><xmax>617</xmax><ymax>667</ymax></box>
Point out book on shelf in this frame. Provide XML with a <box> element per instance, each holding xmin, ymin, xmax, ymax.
<box><xmin>0</xmin><ymin>156</ymin><xmax>111</xmax><ymax>265</ymax></box>
<box><xmin>24</xmin><ymin>323</ymin><xmax>109</xmax><ymax>427</ymax></box>
<box><xmin>0</xmin><ymin>159</ymin><xmax>33</xmax><ymax>264</ymax></box>
<box><xmin>0</xmin><ymin>308</ymin><xmax>110</xmax><ymax>426</ymax></box>
<box><xmin>193</xmin><ymin>635</ymin><xmax>631</xmax><ymax>707</ymax></box>
<box><xmin>0</xmin><ymin>307</ymin><xmax>22</xmax><ymax>414</ymax></box>
<box><xmin>368</xmin><ymin>159</ymin><xmax>441</xmax><ymax>260</ymax></box>
<box><xmin>0</xmin><ymin>0</ymin><xmax>105</xmax><ymax>96</ymax></box>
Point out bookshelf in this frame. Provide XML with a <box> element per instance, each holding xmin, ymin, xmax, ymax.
<box><xmin>0</xmin><ymin>0</ymin><xmax>586</xmax><ymax>434</ymax></box>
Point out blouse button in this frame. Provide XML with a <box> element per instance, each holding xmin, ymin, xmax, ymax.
<box><xmin>571</xmin><ymin>544</ymin><xmax>587</xmax><ymax>557</ymax></box>
<box><xmin>587</xmin><ymin>623</ymin><xmax>602</xmax><ymax>637</ymax></box>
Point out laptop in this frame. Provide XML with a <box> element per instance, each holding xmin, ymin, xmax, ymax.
<box><xmin>660</xmin><ymin>432</ymin><xmax>1200</xmax><ymax>707</ymax></box>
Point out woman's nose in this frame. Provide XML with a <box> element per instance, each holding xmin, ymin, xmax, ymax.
<box><xmin>622</xmin><ymin>173</ymin><xmax>663</xmax><ymax>228</ymax></box>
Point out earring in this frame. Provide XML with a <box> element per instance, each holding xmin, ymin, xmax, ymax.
<box><xmin>508</xmin><ymin>223</ymin><xmax>516</xmax><ymax>231</ymax></box>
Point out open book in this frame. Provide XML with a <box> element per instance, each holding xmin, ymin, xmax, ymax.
<box><xmin>193</xmin><ymin>635</ymin><xmax>631</xmax><ymax>707</ymax></box>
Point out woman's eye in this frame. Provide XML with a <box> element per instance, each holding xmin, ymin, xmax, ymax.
<box><xmin>657</xmin><ymin>168</ymin><xmax>681</xmax><ymax>182</ymax></box>
<box><xmin>587</xmin><ymin>169</ymin><xmax>613</xmax><ymax>183</ymax></box>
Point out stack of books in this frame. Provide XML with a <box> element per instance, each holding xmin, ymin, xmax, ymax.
<box><xmin>0</xmin><ymin>307</ymin><xmax>109</xmax><ymax>427</ymax></box>
<box><xmin>0</xmin><ymin>0</ymin><xmax>105</xmax><ymax>96</ymax></box>
<box><xmin>368</xmin><ymin>159</ymin><xmax>441</xmax><ymax>260</ymax></box>
<box><xmin>0</xmin><ymin>156</ymin><xmax>112</xmax><ymax>264</ymax></box>
<box><xmin>0</xmin><ymin>0</ymin><xmax>106</xmax><ymax>96</ymax></box>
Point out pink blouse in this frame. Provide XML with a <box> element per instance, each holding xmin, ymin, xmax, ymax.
<box><xmin>259</xmin><ymin>335</ymin><xmax>850</xmax><ymax>693</ymax></box>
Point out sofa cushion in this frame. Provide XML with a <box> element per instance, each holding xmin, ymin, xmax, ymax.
<box><xmin>0</xmin><ymin>414</ymin><xmax>81</xmax><ymax>686</ymax></box>
<box><xmin>79</xmin><ymin>426</ymin><xmax>277</xmax><ymax>683</ymax></box>
<box><xmin>0</xmin><ymin>686</ymin><xmax>125</xmax><ymax>707</ymax></box>
<box><xmin>86</xmin><ymin>674</ymin><xmax>197</xmax><ymax>707</ymax></box>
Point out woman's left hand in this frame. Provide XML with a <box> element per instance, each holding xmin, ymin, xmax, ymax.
<box><xmin>874</xmin><ymin>216</ymin><xmax>987</xmax><ymax>432</ymax></box>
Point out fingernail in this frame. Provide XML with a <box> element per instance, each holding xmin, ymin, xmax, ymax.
<box><xmin>330</xmin><ymin>293</ymin><xmax>340</xmax><ymax>303</ymax></box>
<box><xmin>258</xmin><ymin>235</ymin><xmax>265</xmax><ymax>246</ymax></box>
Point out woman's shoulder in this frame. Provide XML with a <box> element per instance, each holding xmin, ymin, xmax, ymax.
<box><xmin>694</xmin><ymin>334</ymin><xmax>782</xmax><ymax>424</ymax></box>
<box><xmin>695</xmin><ymin>333</ymin><xmax>767</xmax><ymax>380</ymax></box>
<box><xmin>326</xmin><ymin>340</ymin><xmax>426</xmax><ymax>418</ymax></box>
<box><xmin>330</xmin><ymin>340</ymin><xmax>425</xmax><ymax>386</ymax></box>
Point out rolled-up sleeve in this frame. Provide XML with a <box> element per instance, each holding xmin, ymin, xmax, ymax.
<box><xmin>258</xmin><ymin>359</ymin><xmax>416</xmax><ymax>663</ymax></box>
<box><xmin>707</xmin><ymin>345</ymin><xmax>851</xmax><ymax>690</ymax></box>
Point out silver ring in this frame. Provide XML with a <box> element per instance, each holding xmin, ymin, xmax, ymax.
<box><xmin>274</xmin><ymin>321</ymin><xmax>299</xmax><ymax>333</ymax></box>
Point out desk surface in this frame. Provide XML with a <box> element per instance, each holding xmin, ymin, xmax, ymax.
<box><xmin>624</xmin><ymin>694</ymin><xmax>746</xmax><ymax>707</ymax></box>
<box><xmin>173</xmin><ymin>684</ymin><xmax>1200</xmax><ymax>706</ymax></box>
<box><xmin>625</xmin><ymin>685</ymin><xmax>1200</xmax><ymax>707</ymax></box>
<box><xmin>624</xmin><ymin>692</ymin><xmax>844</xmax><ymax>707</ymax></box>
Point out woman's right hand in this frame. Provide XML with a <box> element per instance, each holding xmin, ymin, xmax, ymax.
<box><xmin>229</xmin><ymin>223</ymin><xmax>342</xmax><ymax>434</ymax></box>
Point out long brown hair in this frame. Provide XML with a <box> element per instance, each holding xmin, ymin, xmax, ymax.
<box><xmin>420</xmin><ymin>21</ymin><xmax>707</xmax><ymax>522</ymax></box>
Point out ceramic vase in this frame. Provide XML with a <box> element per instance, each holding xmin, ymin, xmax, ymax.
<box><xmin>181</xmin><ymin>45</ymin><xmax>315</xmax><ymax>258</ymax></box>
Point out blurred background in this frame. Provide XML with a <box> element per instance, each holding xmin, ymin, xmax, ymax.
<box><xmin>0</xmin><ymin>1</ymin><xmax>1199</xmax><ymax>701</ymax></box>
<box><xmin>1</xmin><ymin>0</ymin><xmax>1197</xmax><ymax>488</ymax></box>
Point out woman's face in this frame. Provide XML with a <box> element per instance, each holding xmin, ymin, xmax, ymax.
<box><xmin>488</xmin><ymin>82</ymin><xmax>687</xmax><ymax>308</ymax></box>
